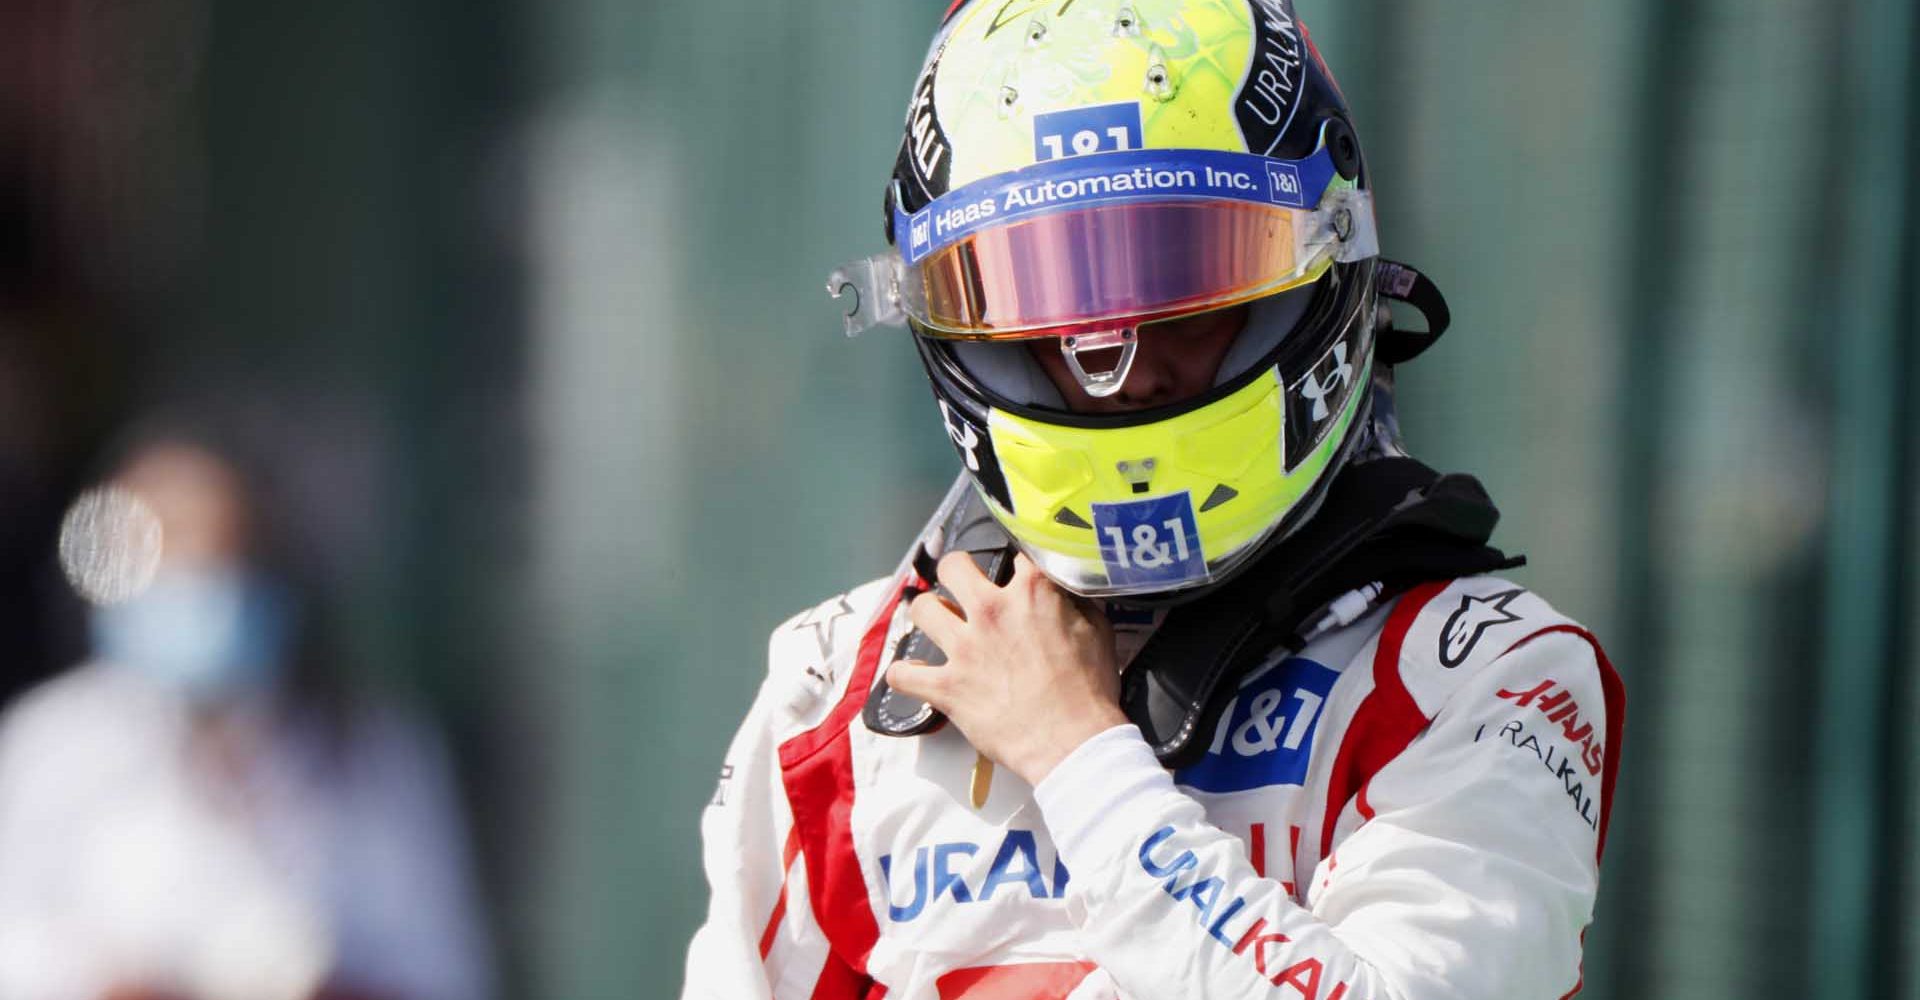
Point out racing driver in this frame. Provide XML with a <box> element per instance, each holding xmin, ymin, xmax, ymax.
<box><xmin>682</xmin><ymin>1</ymin><xmax>1624</xmax><ymax>997</ymax></box>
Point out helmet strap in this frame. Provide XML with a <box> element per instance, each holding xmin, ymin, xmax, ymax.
<box><xmin>1119</xmin><ymin>457</ymin><xmax>1523</xmax><ymax>768</ymax></box>
<box><xmin>1374</xmin><ymin>259</ymin><xmax>1453</xmax><ymax>365</ymax></box>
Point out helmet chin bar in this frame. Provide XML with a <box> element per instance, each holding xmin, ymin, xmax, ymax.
<box><xmin>1060</xmin><ymin>328</ymin><xmax>1138</xmax><ymax>398</ymax></box>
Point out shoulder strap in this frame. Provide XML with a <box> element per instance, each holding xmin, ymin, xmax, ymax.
<box><xmin>1120</xmin><ymin>457</ymin><xmax>1523</xmax><ymax>769</ymax></box>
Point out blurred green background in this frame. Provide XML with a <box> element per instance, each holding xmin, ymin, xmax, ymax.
<box><xmin>2</xmin><ymin>0</ymin><xmax>1914</xmax><ymax>997</ymax></box>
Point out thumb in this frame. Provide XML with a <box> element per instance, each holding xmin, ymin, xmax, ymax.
<box><xmin>886</xmin><ymin>659</ymin><xmax>949</xmax><ymax>707</ymax></box>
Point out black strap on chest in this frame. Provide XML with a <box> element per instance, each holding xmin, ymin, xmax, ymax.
<box><xmin>1121</xmin><ymin>457</ymin><xmax>1522</xmax><ymax>769</ymax></box>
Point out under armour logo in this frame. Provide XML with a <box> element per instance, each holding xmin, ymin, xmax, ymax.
<box><xmin>939</xmin><ymin>399</ymin><xmax>981</xmax><ymax>472</ymax></box>
<box><xmin>1299</xmin><ymin>342</ymin><xmax>1354</xmax><ymax>423</ymax></box>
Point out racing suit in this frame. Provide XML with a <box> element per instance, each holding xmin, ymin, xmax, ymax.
<box><xmin>682</xmin><ymin>572</ymin><xmax>1623</xmax><ymax>1000</ymax></box>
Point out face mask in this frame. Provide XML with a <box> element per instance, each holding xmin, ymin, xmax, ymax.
<box><xmin>91</xmin><ymin>566</ymin><xmax>294</xmax><ymax>700</ymax></box>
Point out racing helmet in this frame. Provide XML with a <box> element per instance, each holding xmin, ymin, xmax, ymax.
<box><xmin>832</xmin><ymin>0</ymin><xmax>1385</xmax><ymax>601</ymax></box>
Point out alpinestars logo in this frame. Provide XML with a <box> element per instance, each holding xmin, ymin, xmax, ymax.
<box><xmin>1439</xmin><ymin>589</ymin><xmax>1524</xmax><ymax>668</ymax></box>
<box><xmin>792</xmin><ymin>592</ymin><xmax>854</xmax><ymax>659</ymax></box>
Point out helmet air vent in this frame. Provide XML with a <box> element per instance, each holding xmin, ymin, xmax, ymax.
<box><xmin>1144</xmin><ymin>45</ymin><xmax>1176</xmax><ymax>100</ymax></box>
<box><xmin>998</xmin><ymin>64</ymin><xmax>1022</xmax><ymax>119</ymax></box>
<box><xmin>1061</xmin><ymin>328</ymin><xmax>1138</xmax><ymax>398</ymax></box>
<box><xmin>1053</xmin><ymin>507</ymin><xmax>1093</xmax><ymax>530</ymax></box>
<box><xmin>1113</xmin><ymin>5</ymin><xmax>1140</xmax><ymax>36</ymax></box>
<box><xmin>1199</xmin><ymin>484</ymin><xmax>1240</xmax><ymax>512</ymax></box>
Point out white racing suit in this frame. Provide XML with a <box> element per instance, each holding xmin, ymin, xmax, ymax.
<box><xmin>682</xmin><ymin>572</ymin><xmax>1623</xmax><ymax>1000</ymax></box>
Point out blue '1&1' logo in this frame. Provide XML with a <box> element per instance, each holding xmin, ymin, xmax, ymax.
<box><xmin>1265</xmin><ymin>161</ymin><xmax>1305</xmax><ymax>207</ymax></box>
<box><xmin>1091</xmin><ymin>492</ymin><xmax>1206</xmax><ymax>589</ymax></box>
<box><xmin>1176</xmin><ymin>656</ymin><xmax>1339</xmax><ymax>793</ymax></box>
<box><xmin>1033</xmin><ymin>102</ymin><xmax>1144</xmax><ymax>162</ymax></box>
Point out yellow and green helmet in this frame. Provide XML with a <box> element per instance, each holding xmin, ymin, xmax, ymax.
<box><xmin>844</xmin><ymin>0</ymin><xmax>1391</xmax><ymax>600</ymax></box>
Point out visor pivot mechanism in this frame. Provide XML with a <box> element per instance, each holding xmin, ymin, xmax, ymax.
<box><xmin>1060</xmin><ymin>328</ymin><xmax>1138</xmax><ymax>398</ymax></box>
<box><xmin>825</xmin><ymin>250</ymin><xmax>908</xmax><ymax>338</ymax></box>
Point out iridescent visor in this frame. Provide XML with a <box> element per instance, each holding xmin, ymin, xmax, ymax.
<box><xmin>830</xmin><ymin>146</ymin><xmax>1377</xmax><ymax>340</ymax></box>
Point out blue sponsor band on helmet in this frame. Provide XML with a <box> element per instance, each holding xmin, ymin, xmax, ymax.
<box><xmin>898</xmin><ymin>146</ymin><xmax>1340</xmax><ymax>266</ymax></box>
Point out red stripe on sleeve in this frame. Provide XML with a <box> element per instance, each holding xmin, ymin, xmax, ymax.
<box><xmin>759</xmin><ymin>826</ymin><xmax>805</xmax><ymax>960</ymax></box>
<box><xmin>779</xmin><ymin>581</ymin><xmax>908</xmax><ymax>994</ymax></box>
<box><xmin>1497</xmin><ymin>625</ymin><xmax>1627</xmax><ymax>861</ymax></box>
<box><xmin>780</xmin><ymin>582</ymin><xmax>906</xmax><ymax>763</ymax></box>
<box><xmin>1318</xmin><ymin>580</ymin><xmax>1448</xmax><ymax>859</ymax></box>
<box><xmin>1558</xmin><ymin>929</ymin><xmax>1590</xmax><ymax>1000</ymax></box>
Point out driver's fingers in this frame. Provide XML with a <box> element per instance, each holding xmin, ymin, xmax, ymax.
<box><xmin>1071</xmin><ymin>592</ymin><xmax>1112</xmax><ymax>631</ymax></box>
<box><xmin>935</xmin><ymin>550</ymin><xmax>999</xmax><ymax>609</ymax></box>
<box><xmin>886</xmin><ymin>659</ymin><xmax>950</xmax><ymax>709</ymax></box>
<box><xmin>908</xmin><ymin>590</ymin><xmax>967</xmax><ymax>652</ymax></box>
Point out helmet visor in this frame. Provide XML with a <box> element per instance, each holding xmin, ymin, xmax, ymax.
<box><xmin>893</xmin><ymin>146</ymin><xmax>1375</xmax><ymax>340</ymax></box>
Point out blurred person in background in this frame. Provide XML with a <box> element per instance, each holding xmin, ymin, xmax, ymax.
<box><xmin>684</xmin><ymin>1</ymin><xmax>1623</xmax><ymax>997</ymax></box>
<box><xmin>0</xmin><ymin>424</ymin><xmax>493</xmax><ymax>1000</ymax></box>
